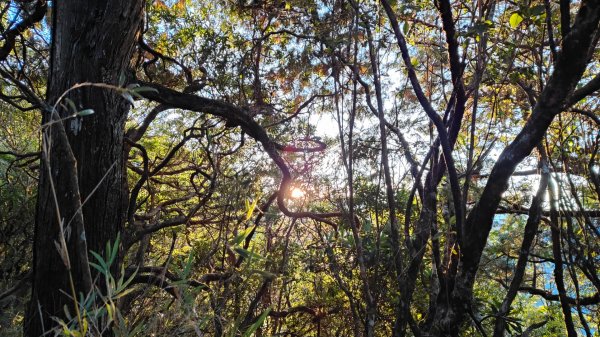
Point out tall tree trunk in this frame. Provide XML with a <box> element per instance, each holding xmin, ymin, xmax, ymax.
<box><xmin>434</xmin><ymin>1</ymin><xmax>600</xmax><ymax>334</ymax></box>
<box><xmin>25</xmin><ymin>1</ymin><xmax>143</xmax><ymax>336</ymax></box>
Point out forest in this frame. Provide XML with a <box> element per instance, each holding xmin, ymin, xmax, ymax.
<box><xmin>0</xmin><ymin>0</ymin><xmax>599</xmax><ymax>336</ymax></box>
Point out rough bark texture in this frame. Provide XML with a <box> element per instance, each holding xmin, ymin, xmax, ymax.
<box><xmin>442</xmin><ymin>1</ymin><xmax>600</xmax><ymax>334</ymax></box>
<box><xmin>25</xmin><ymin>1</ymin><xmax>143</xmax><ymax>336</ymax></box>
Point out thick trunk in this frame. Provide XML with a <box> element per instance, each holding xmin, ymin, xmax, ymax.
<box><xmin>25</xmin><ymin>1</ymin><xmax>143</xmax><ymax>336</ymax></box>
<box><xmin>425</xmin><ymin>1</ymin><xmax>600</xmax><ymax>335</ymax></box>
<box><xmin>441</xmin><ymin>0</ymin><xmax>600</xmax><ymax>333</ymax></box>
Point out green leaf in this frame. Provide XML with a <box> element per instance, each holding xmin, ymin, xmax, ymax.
<box><xmin>132</xmin><ymin>86</ymin><xmax>158</xmax><ymax>93</ymax></box>
<box><xmin>113</xmin><ymin>286</ymin><xmax>137</xmax><ymax>299</ymax></box>
<box><xmin>81</xmin><ymin>318</ymin><xmax>88</xmax><ymax>336</ymax></box>
<box><xmin>234</xmin><ymin>247</ymin><xmax>262</xmax><ymax>260</ymax></box>
<box><xmin>362</xmin><ymin>219</ymin><xmax>372</xmax><ymax>232</ymax></box>
<box><xmin>89</xmin><ymin>262</ymin><xmax>103</xmax><ymax>273</ymax></box>
<box><xmin>250</xmin><ymin>269</ymin><xmax>276</xmax><ymax>280</ymax></box>
<box><xmin>231</xmin><ymin>226</ymin><xmax>255</xmax><ymax>246</ymax></box>
<box><xmin>65</xmin><ymin>98</ymin><xmax>77</xmax><ymax>114</ymax></box>
<box><xmin>509</xmin><ymin>12</ymin><xmax>523</xmax><ymax>28</ymax></box>
<box><xmin>109</xmin><ymin>233</ymin><xmax>120</xmax><ymax>266</ymax></box>
<box><xmin>130</xmin><ymin>86</ymin><xmax>159</xmax><ymax>95</ymax></box>
<box><xmin>119</xmin><ymin>72</ymin><xmax>126</xmax><ymax>87</ymax></box>
<box><xmin>121</xmin><ymin>92</ymin><xmax>135</xmax><ymax>105</ymax></box>
<box><xmin>77</xmin><ymin>109</ymin><xmax>95</xmax><ymax>116</ymax></box>
<box><xmin>242</xmin><ymin>307</ymin><xmax>271</xmax><ymax>337</ymax></box>
<box><xmin>181</xmin><ymin>251</ymin><xmax>194</xmax><ymax>279</ymax></box>
<box><xmin>105</xmin><ymin>302</ymin><xmax>114</xmax><ymax>321</ymax></box>
<box><xmin>529</xmin><ymin>5</ymin><xmax>545</xmax><ymax>17</ymax></box>
<box><xmin>90</xmin><ymin>250</ymin><xmax>108</xmax><ymax>273</ymax></box>
<box><xmin>116</xmin><ymin>266</ymin><xmax>137</xmax><ymax>293</ymax></box>
<box><xmin>245</xmin><ymin>198</ymin><xmax>258</xmax><ymax>221</ymax></box>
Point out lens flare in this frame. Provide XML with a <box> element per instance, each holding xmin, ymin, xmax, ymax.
<box><xmin>290</xmin><ymin>187</ymin><xmax>305</xmax><ymax>199</ymax></box>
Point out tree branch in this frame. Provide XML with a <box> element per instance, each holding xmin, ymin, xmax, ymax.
<box><xmin>136</xmin><ymin>81</ymin><xmax>343</xmax><ymax>228</ymax></box>
<box><xmin>0</xmin><ymin>1</ymin><xmax>46</xmax><ymax>61</ymax></box>
<box><xmin>458</xmin><ymin>1</ymin><xmax>600</xmax><ymax>294</ymax></box>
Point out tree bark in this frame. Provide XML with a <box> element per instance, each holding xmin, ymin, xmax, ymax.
<box><xmin>25</xmin><ymin>1</ymin><xmax>143</xmax><ymax>336</ymax></box>
<box><xmin>434</xmin><ymin>1</ymin><xmax>600</xmax><ymax>334</ymax></box>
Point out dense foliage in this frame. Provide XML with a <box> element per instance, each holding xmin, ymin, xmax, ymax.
<box><xmin>0</xmin><ymin>0</ymin><xmax>599</xmax><ymax>336</ymax></box>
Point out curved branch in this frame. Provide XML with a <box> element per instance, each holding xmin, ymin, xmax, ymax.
<box><xmin>125</xmin><ymin>139</ymin><xmax>150</xmax><ymax>227</ymax></box>
<box><xmin>518</xmin><ymin>286</ymin><xmax>600</xmax><ymax>306</ymax></box>
<box><xmin>567</xmin><ymin>73</ymin><xmax>600</xmax><ymax>106</ymax></box>
<box><xmin>138</xmin><ymin>38</ymin><xmax>193</xmax><ymax>84</ymax></box>
<box><xmin>136</xmin><ymin>81</ymin><xmax>342</xmax><ymax>228</ymax></box>
<box><xmin>381</xmin><ymin>0</ymin><xmax>464</xmax><ymax>245</ymax></box>
<box><xmin>458</xmin><ymin>0</ymin><xmax>600</xmax><ymax>293</ymax></box>
<box><xmin>235</xmin><ymin>192</ymin><xmax>278</xmax><ymax>267</ymax></box>
<box><xmin>0</xmin><ymin>1</ymin><xmax>46</xmax><ymax>61</ymax></box>
<box><xmin>268</xmin><ymin>306</ymin><xmax>317</xmax><ymax>318</ymax></box>
<box><xmin>125</xmin><ymin>104</ymin><xmax>172</xmax><ymax>142</ymax></box>
<box><xmin>125</xmin><ymin>267</ymin><xmax>232</xmax><ymax>297</ymax></box>
<box><xmin>568</xmin><ymin>108</ymin><xmax>600</xmax><ymax>126</ymax></box>
<box><xmin>279</xmin><ymin>137</ymin><xmax>327</xmax><ymax>153</ymax></box>
<box><xmin>265</xmin><ymin>94</ymin><xmax>333</xmax><ymax>128</ymax></box>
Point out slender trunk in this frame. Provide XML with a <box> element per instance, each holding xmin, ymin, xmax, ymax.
<box><xmin>493</xmin><ymin>149</ymin><xmax>549</xmax><ymax>337</ymax></box>
<box><xmin>359</xmin><ymin>17</ymin><xmax>399</xmax><ymax>337</ymax></box>
<box><xmin>25</xmin><ymin>2</ymin><xmax>143</xmax><ymax>336</ymax></box>
<box><xmin>548</xmin><ymin>177</ymin><xmax>578</xmax><ymax>337</ymax></box>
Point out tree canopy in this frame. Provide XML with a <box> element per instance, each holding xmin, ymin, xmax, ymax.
<box><xmin>0</xmin><ymin>0</ymin><xmax>599</xmax><ymax>336</ymax></box>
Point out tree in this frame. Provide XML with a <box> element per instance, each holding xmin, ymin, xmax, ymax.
<box><xmin>24</xmin><ymin>1</ymin><xmax>143</xmax><ymax>336</ymax></box>
<box><xmin>0</xmin><ymin>0</ymin><xmax>599</xmax><ymax>336</ymax></box>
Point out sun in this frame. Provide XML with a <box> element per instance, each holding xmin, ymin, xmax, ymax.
<box><xmin>290</xmin><ymin>187</ymin><xmax>306</xmax><ymax>199</ymax></box>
